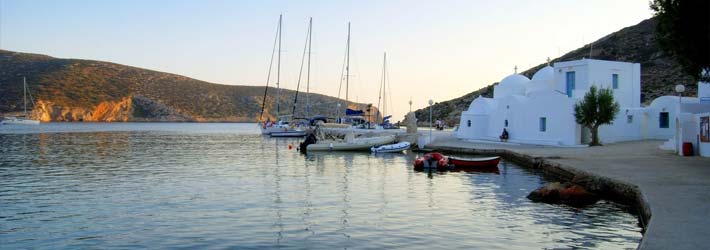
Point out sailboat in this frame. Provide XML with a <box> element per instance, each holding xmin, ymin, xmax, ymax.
<box><xmin>270</xmin><ymin>17</ymin><xmax>314</xmax><ymax>138</ymax></box>
<box><xmin>303</xmin><ymin>23</ymin><xmax>396</xmax><ymax>152</ymax></box>
<box><xmin>376</xmin><ymin>52</ymin><xmax>398</xmax><ymax>129</ymax></box>
<box><xmin>258</xmin><ymin>15</ymin><xmax>297</xmax><ymax>135</ymax></box>
<box><xmin>1</xmin><ymin>77</ymin><xmax>40</xmax><ymax>125</ymax></box>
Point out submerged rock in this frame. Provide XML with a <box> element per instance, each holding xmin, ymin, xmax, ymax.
<box><xmin>527</xmin><ymin>182</ymin><xmax>599</xmax><ymax>207</ymax></box>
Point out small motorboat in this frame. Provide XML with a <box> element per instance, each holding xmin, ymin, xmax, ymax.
<box><xmin>371</xmin><ymin>141</ymin><xmax>410</xmax><ymax>153</ymax></box>
<box><xmin>413</xmin><ymin>152</ymin><xmax>449</xmax><ymax>171</ymax></box>
<box><xmin>448</xmin><ymin>156</ymin><xmax>501</xmax><ymax>169</ymax></box>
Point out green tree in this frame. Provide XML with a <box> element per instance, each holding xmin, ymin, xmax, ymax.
<box><xmin>574</xmin><ymin>86</ymin><xmax>620</xmax><ymax>146</ymax></box>
<box><xmin>650</xmin><ymin>0</ymin><xmax>710</xmax><ymax>81</ymax></box>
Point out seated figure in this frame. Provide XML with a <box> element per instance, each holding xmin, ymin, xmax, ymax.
<box><xmin>500</xmin><ymin>128</ymin><xmax>509</xmax><ymax>142</ymax></box>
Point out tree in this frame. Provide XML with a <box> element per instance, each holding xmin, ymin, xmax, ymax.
<box><xmin>651</xmin><ymin>0</ymin><xmax>710</xmax><ymax>82</ymax></box>
<box><xmin>574</xmin><ymin>86</ymin><xmax>620</xmax><ymax>146</ymax></box>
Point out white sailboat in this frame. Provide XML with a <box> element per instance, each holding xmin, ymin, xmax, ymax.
<box><xmin>1</xmin><ymin>77</ymin><xmax>40</xmax><ymax>125</ymax></box>
<box><xmin>258</xmin><ymin>15</ymin><xmax>296</xmax><ymax>135</ymax></box>
<box><xmin>303</xmin><ymin>22</ymin><xmax>397</xmax><ymax>152</ymax></box>
<box><xmin>376</xmin><ymin>52</ymin><xmax>398</xmax><ymax>129</ymax></box>
<box><xmin>271</xmin><ymin>17</ymin><xmax>314</xmax><ymax>138</ymax></box>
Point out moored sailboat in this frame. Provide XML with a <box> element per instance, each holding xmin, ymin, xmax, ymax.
<box><xmin>1</xmin><ymin>77</ymin><xmax>40</xmax><ymax>125</ymax></box>
<box><xmin>300</xmin><ymin>22</ymin><xmax>397</xmax><ymax>152</ymax></box>
<box><xmin>258</xmin><ymin>15</ymin><xmax>302</xmax><ymax>136</ymax></box>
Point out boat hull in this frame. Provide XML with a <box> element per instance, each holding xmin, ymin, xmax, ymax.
<box><xmin>307</xmin><ymin>135</ymin><xmax>396</xmax><ymax>151</ymax></box>
<box><xmin>270</xmin><ymin>130</ymin><xmax>307</xmax><ymax>137</ymax></box>
<box><xmin>414</xmin><ymin>154</ymin><xmax>501</xmax><ymax>172</ymax></box>
<box><xmin>448</xmin><ymin>156</ymin><xmax>501</xmax><ymax>168</ymax></box>
<box><xmin>371</xmin><ymin>141</ymin><xmax>410</xmax><ymax>153</ymax></box>
<box><xmin>1</xmin><ymin>118</ymin><xmax>40</xmax><ymax>125</ymax></box>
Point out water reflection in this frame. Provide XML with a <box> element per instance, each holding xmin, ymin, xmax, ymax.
<box><xmin>0</xmin><ymin>123</ymin><xmax>641</xmax><ymax>249</ymax></box>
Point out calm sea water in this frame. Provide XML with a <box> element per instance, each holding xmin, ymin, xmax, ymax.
<box><xmin>0</xmin><ymin>123</ymin><xmax>641</xmax><ymax>249</ymax></box>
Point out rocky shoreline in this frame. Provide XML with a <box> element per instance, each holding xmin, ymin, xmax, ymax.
<box><xmin>425</xmin><ymin>144</ymin><xmax>651</xmax><ymax>232</ymax></box>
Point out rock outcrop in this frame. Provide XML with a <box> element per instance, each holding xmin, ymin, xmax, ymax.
<box><xmin>32</xmin><ymin>95</ymin><xmax>194</xmax><ymax>122</ymax></box>
<box><xmin>527</xmin><ymin>182</ymin><xmax>600</xmax><ymax>207</ymax></box>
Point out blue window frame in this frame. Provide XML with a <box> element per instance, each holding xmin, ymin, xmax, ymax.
<box><xmin>612</xmin><ymin>74</ymin><xmax>619</xmax><ymax>89</ymax></box>
<box><xmin>566</xmin><ymin>71</ymin><xmax>575</xmax><ymax>97</ymax></box>
<box><xmin>467</xmin><ymin>120</ymin><xmax>471</xmax><ymax>127</ymax></box>
<box><xmin>659</xmin><ymin>112</ymin><xmax>669</xmax><ymax>128</ymax></box>
<box><xmin>504</xmin><ymin>119</ymin><xmax>508</xmax><ymax>127</ymax></box>
<box><xmin>539</xmin><ymin>117</ymin><xmax>547</xmax><ymax>132</ymax></box>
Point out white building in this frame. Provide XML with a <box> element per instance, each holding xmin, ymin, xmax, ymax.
<box><xmin>662</xmin><ymin>80</ymin><xmax>710</xmax><ymax>157</ymax></box>
<box><xmin>459</xmin><ymin>59</ymin><xmax>642</xmax><ymax>146</ymax></box>
<box><xmin>457</xmin><ymin>58</ymin><xmax>710</xmax><ymax>156</ymax></box>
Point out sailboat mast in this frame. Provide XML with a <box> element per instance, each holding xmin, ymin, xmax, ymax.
<box><xmin>259</xmin><ymin>16</ymin><xmax>281</xmax><ymax>122</ymax></box>
<box><xmin>276</xmin><ymin>14</ymin><xmax>282</xmax><ymax>117</ymax></box>
<box><xmin>23</xmin><ymin>77</ymin><xmax>27</xmax><ymax>116</ymax></box>
<box><xmin>306</xmin><ymin>17</ymin><xmax>312</xmax><ymax>118</ymax></box>
<box><xmin>292</xmin><ymin>17</ymin><xmax>312</xmax><ymax>119</ymax></box>
<box><xmin>345</xmin><ymin>22</ymin><xmax>350</xmax><ymax>105</ymax></box>
<box><xmin>383</xmin><ymin>52</ymin><xmax>387</xmax><ymax>124</ymax></box>
<box><xmin>377</xmin><ymin>53</ymin><xmax>384</xmax><ymax>124</ymax></box>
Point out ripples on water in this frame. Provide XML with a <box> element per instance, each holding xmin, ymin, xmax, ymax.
<box><xmin>0</xmin><ymin>123</ymin><xmax>641</xmax><ymax>249</ymax></box>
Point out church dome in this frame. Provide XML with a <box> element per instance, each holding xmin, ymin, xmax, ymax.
<box><xmin>494</xmin><ymin>74</ymin><xmax>528</xmax><ymax>98</ymax></box>
<box><xmin>531</xmin><ymin>66</ymin><xmax>554</xmax><ymax>81</ymax></box>
<box><xmin>498</xmin><ymin>74</ymin><xmax>530</xmax><ymax>87</ymax></box>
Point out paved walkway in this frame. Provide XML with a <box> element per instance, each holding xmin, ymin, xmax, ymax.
<box><xmin>427</xmin><ymin>133</ymin><xmax>710</xmax><ymax>250</ymax></box>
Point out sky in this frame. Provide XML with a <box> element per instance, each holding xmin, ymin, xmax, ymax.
<box><xmin>0</xmin><ymin>0</ymin><xmax>654</xmax><ymax>120</ymax></box>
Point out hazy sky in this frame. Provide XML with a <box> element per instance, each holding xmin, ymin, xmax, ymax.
<box><xmin>0</xmin><ymin>0</ymin><xmax>653</xmax><ymax>119</ymax></box>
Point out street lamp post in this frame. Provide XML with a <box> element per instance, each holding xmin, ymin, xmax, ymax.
<box><xmin>675</xmin><ymin>84</ymin><xmax>685</xmax><ymax>155</ymax></box>
<box><xmin>428</xmin><ymin>99</ymin><xmax>433</xmax><ymax>145</ymax></box>
<box><xmin>409</xmin><ymin>97</ymin><xmax>412</xmax><ymax>113</ymax></box>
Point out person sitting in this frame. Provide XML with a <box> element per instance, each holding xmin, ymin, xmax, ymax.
<box><xmin>500</xmin><ymin>128</ymin><xmax>509</xmax><ymax>142</ymax></box>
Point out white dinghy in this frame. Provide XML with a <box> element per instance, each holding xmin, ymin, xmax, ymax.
<box><xmin>371</xmin><ymin>141</ymin><xmax>410</xmax><ymax>153</ymax></box>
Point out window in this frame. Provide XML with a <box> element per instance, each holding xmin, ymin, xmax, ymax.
<box><xmin>612</xmin><ymin>74</ymin><xmax>619</xmax><ymax>89</ymax></box>
<box><xmin>539</xmin><ymin>117</ymin><xmax>547</xmax><ymax>132</ymax></box>
<box><xmin>659</xmin><ymin>112</ymin><xmax>669</xmax><ymax>128</ymax></box>
<box><xmin>566</xmin><ymin>71</ymin><xmax>576</xmax><ymax>97</ymax></box>
<box><xmin>504</xmin><ymin>119</ymin><xmax>508</xmax><ymax>127</ymax></box>
<box><xmin>467</xmin><ymin>120</ymin><xmax>471</xmax><ymax>127</ymax></box>
<box><xmin>627</xmin><ymin>115</ymin><xmax>633</xmax><ymax>124</ymax></box>
<box><xmin>701</xmin><ymin>117</ymin><xmax>709</xmax><ymax>142</ymax></box>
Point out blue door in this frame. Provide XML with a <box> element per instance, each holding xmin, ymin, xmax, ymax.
<box><xmin>566</xmin><ymin>71</ymin><xmax>575</xmax><ymax>97</ymax></box>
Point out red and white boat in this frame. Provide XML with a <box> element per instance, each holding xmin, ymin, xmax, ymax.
<box><xmin>448</xmin><ymin>156</ymin><xmax>500</xmax><ymax>168</ymax></box>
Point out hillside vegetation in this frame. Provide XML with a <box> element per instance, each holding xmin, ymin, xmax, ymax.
<box><xmin>0</xmin><ymin>50</ymin><xmax>369</xmax><ymax>122</ymax></box>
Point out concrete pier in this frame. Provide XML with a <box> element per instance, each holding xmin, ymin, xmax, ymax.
<box><xmin>426</xmin><ymin>133</ymin><xmax>710</xmax><ymax>250</ymax></box>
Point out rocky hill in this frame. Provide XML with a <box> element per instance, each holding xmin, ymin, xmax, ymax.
<box><xmin>414</xmin><ymin>17</ymin><xmax>695</xmax><ymax>126</ymax></box>
<box><xmin>0</xmin><ymin>50</ymin><xmax>373</xmax><ymax>122</ymax></box>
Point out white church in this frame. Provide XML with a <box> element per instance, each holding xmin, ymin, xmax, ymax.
<box><xmin>456</xmin><ymin>58</ymin><xmax>710</xmax><ymax>157</ymax></box>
